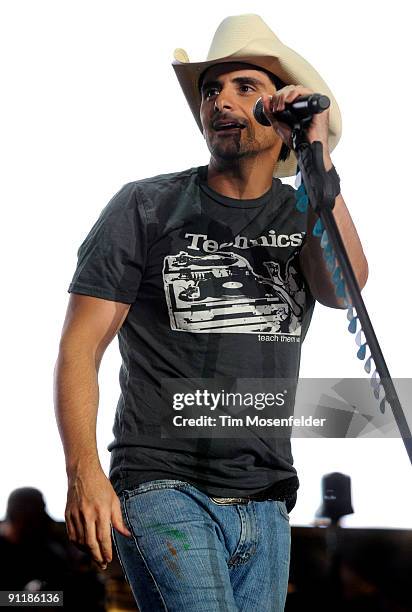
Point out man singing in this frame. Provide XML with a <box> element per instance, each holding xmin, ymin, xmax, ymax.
<box><xmin>54</xmin><ymin>13</ymin><xmax>368</xmax><ymax>611</ymax></box>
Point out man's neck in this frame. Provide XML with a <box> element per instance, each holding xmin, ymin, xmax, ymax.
<box><xmin>206</xmin><ymin>154</ymin><xmax>277</xmax><ymax>200</ymax></box>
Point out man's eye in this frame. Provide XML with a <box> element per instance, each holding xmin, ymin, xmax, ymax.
<box><xmin>204</xmin><ymin>84</ymin><xmax>254</xmax><ymax>99</ymax></box>
<box><xmin>205</xmin><ymin>88</ymin><xmax>218</xmax><ymax>98</ymax></box>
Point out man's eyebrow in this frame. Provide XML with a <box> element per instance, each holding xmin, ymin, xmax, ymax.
<box><xmin>200</xmin><ymin>76</ymin><xmax>266</xmax><ymax>93</ymax></box>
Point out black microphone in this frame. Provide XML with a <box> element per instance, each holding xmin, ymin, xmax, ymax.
<box><xmin>253</xmin><ymin>93</ymin><xmax>330</xmax><ymax>127</ymax></box>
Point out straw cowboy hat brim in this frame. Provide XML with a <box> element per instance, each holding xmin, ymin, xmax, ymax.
<box><xmin>172</xmin><ymin>14</ymin><xmax>342</xmax><ymax>178</ymax></box>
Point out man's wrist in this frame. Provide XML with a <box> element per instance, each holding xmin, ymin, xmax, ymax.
<box><xmin>322</xmin><ymin>145</ymin><xmax>333</xmax><ymax>171</ymax></box>
<box><xmin>66</xmin><ymin>454</ymin><xmax>101</xmax><ymax>479</ymax></box>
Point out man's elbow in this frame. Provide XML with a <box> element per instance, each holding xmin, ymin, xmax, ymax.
<box><xmin>359</xmin><ymin>257</ymin><xmax>369</xmax><ymax>291</ymax></box>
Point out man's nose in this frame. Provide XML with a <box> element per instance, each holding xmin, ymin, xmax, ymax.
<box><xmin>213</xmin><ymin>90</ymin><xmax>235</xmax><ymax>112</ymax></box>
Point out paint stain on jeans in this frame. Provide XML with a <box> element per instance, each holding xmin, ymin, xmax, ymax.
<box><xmin>163</xmin><ymin>552</ymin><xmax>183</xmax><ymax>579</ymax></box>
<box><xmin>146</xmin><ymin>523</ymin><xmax>191</xmax><ymax>550</ymax></box>
<box><xmin>167</xmin><ymin>540</ymin><xmax>178</xmax><ymax>556</ymax></box>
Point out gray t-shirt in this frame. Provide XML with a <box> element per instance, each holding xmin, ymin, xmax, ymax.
<box><xmin>68</xmin><ymin>165</ymin><xmax>316</xmax><ymax>512</ymax></box>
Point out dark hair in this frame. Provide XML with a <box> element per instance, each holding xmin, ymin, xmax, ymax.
<box><xmin>198</xmin><ymin>64</ymin><xmax>291</xmax><ymax>163</ymax></box>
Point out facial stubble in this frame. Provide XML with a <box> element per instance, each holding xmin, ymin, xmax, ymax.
<box><xmin>208</xmin><ymin>124</ymin><xmax>262</xmax><ymax>162</ymax></box>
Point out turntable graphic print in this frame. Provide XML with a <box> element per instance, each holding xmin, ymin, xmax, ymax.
<box><xmin>162</xmin><ymin>250</ymin><xmax>306</xmax><ymax>334</ymax></box>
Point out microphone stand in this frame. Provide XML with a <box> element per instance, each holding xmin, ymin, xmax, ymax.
<box><xmin>291</xmin><ymin>124</ymin><xmax>412</xmax><ymax>466</ymax></box>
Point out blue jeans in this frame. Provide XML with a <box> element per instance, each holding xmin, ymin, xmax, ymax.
<box><xmin>112</xmin><ymin>479</ymin><xmax>291</xmax><ymax>611</ymax></box>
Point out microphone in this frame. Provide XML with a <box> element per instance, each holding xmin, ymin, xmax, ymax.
<box><xmin>253</xmin><ymin>93</ymin><xmax>330</xmax><ymax>127</ymax></box>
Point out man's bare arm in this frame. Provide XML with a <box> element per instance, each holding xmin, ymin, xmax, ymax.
<box><xmin>53</xmin><ymin>294</ymin><xmax>133</xmax><ymax>570</ymax></box>
<box><xmin>299</xmin><ymin>155</ymin><xmax>369</xmax><ymax>309</ymax></box>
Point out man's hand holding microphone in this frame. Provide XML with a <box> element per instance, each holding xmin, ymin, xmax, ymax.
<box><xmin>258</xmin><ymin>84</ymin><xmax>333</xmax><ymax>171</ymax></box>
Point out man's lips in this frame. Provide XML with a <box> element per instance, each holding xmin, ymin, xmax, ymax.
<box><xmin>215</xmin><ymin>126</ymin><xmax>243</xmax><ymax>136</ymax></box>
<box><xmin>213</xmin><ymin>119</ymin><xmax>246</xmax><ymax>131</ymax></box>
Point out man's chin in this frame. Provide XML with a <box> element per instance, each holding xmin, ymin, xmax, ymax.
<box><xmin>210</xmin><ymin>145</ymin><xmax>247</xmax><ymax>161</ymax></box>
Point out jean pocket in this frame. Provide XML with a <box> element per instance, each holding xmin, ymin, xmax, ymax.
<box><xmin>124</xmin><ymin>479</ymin><xmax>191</xmax><ymax>499</ymax></box>
<box><xmin>276</xmin><ymin>500</ymin><xmax>290</xmax><ymax>521</ymax></box>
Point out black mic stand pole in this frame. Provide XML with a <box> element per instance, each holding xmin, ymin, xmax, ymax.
<box><xmin>291</xmin><ymin>124</ymin><xmax>412</xmax><ymax>466</ymax></box>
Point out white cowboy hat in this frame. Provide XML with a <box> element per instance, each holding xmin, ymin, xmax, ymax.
<box><xmin>172</xmin><ymin>13</ymin><xmax>342</xmax><ymax>178</ymax></box>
